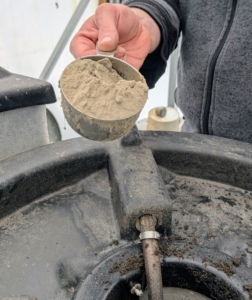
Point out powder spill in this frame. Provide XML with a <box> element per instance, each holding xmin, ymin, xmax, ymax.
<box><xmin>60</xmin><ymin>58</ymin><xmax>148</xmax><ymax>120</ymax></box>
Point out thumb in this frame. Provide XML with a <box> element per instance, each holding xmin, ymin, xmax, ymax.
<box><xmin>95</xmin><ymin>4</ymin><xmax>119</xmax><ymax>51</ymax></box>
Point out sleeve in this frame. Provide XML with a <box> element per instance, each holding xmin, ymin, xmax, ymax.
<box><xmin>122</xmin><ymin>0</ymin><xmax>181</xmax><ymax>88</ymax></box>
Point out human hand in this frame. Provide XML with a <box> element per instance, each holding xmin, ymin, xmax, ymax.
<box><xmin>70</xmin><ymin>4</ymin><xmax>160</xmax><ymax>70</ymax></box>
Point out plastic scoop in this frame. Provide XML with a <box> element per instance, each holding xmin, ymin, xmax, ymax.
<box><xmin>60</xmin><ymin>46</ymin><xmax>148</xmax><ymax>141</ymax></box>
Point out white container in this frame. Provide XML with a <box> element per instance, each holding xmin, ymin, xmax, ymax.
<box><xmin>137</xmin><ymin>107</ymin><xmax>181</xmax><ymax>132</ymax></box>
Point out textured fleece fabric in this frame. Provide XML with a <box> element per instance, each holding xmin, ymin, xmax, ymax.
<box><xmin>123</xmin><ymin>0</ymin><xmax>252</xmax><ymax>144</ymax></box>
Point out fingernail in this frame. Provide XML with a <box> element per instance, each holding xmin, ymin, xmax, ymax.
<box><xmin>100</xmin><ymin>36</ymin><xmax>112</xmax><ymax>44</ymax></box>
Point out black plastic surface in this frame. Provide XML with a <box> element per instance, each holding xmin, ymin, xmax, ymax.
<box><xmin>0</xmin><ymin>130</ymin><xmax>251</xmax><ymax>299</ymax></box>
<box><xmin>0</xmin><ymin>67</ymin><xmax>56</xmax><ymax>112</ymax></box>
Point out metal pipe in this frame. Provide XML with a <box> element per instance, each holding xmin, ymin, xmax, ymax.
<box><xmin>140</xmin><ymin>215</ymin><xmax>163</xmax><ymax>300</ymax></box>
<box><xmin>39</xmin><ymin>0</ymin><xmax>91</xmax><ymax>81</ymax></box>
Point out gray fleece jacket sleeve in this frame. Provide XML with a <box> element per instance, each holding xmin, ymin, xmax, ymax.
<box><xmin>122</xmin><ymin>0</ymin><xmax>181</xmax><ymax>88</ymax></box>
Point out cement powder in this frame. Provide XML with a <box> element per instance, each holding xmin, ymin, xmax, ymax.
<box><xmin>60</xmin><ymin>58</ymin><xmax>148</xmax><ymax>120</ymax></box>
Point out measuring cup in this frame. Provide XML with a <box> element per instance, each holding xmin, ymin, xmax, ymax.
<box><xmin>60</xmin><ymin>47</ymin><xmax>148</xmax><ymax>141</ymax></box>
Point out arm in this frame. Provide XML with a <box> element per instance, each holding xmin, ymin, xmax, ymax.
<box><xmin>123</xmin><ymin>0</ymin><xmax>181</xmax><ymax>88</ymax></box>
<box><xmin>130</xmin><ymin>8</ymin><xmax>161</xmax><ymax>54</ymax></box>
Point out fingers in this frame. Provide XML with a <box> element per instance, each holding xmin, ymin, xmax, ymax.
<box><xmin>95</xmin><ymin>4</ymin><xmax>119</xmax><ymax>51</ymax></box>
<box><xmin>114</xmin><ymin>46</ymin><xmax>126</xmax><ymax>59</ymax></box>
<box><xmin>70</xmin><ymin>17</ymin><xmax>98</xmax><ymax>58</ymax></box>
<box><xmin>69</xmin><ymin>3</ymin><xmax>150</xmax><ymax>70</ymax></box>
<box><xmin>70</xmin><ymin>4</ymin><xmax>120</xmax><ymax>57</ymax></box>
<box><xmin>70</xmin><ymin>37</ymin><xmax>96</xmax><ymax>58</ymax></box>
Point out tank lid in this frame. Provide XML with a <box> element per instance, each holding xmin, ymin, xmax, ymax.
<box><xmin>0</xmin><ymin>67</ymin><xmax>56</xmax><ymax>112</ymax></box>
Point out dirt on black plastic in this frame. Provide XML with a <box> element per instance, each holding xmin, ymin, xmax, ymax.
<box><xmin>210</xmin><ymin>260</ymin><xmax>235</xmax><ymax>277</ymax></box>
<box><xmin>243</xmin><ymin>285</ymin><xmax>252</xmax><ymax>300</ymax></box>
<box><xmin>159</xmin><ymin>236</ymin><xmax>237</xmax><ymax>278</ymax></box>
<box><xmin>109</xmin><ymin>254</ymin><xmax>144</xmax><ymax>275</ymax></box>
<box><xmin>232</xmin><ymin>257</ymin><xmax>241</xmax><ymax>267</ymax></box>
<box><xmin>159</xmin><ymin>236</ymin><xmax>193</xmax><ymax>260</ymax></box>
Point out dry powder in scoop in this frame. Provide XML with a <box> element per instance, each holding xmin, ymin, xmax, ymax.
<box><xmin>60</xmin><ymin>58</ymin><xmax>148</xmax><ymax>120</ymax></box>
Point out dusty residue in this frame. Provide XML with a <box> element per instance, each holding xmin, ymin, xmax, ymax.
<box><xmin>209</xmin><ymin>260</ymin><xmax>235</xmax><ymax>277</ymax></box>
<box><xmin>60</xmin><ymin>58</ymin><xmax>148</xmax><ymax>120</ymax></box>
<box><xmin>109</xmin><ymin>254</ymin><xmax>144</xmax><ymax>275</ymax></box>
<box><xmin>243</xmin><ymin>285</ymin><xmax>252</xmax><ymax>299</ymax></box>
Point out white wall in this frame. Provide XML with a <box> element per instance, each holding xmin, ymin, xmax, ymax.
<box><xmin>0</xmin><ymin>0</ymin><xmax>84</xmax><ymax>78</ymax></box>
<box><xmin>0</xmin><ymin>0</ymin><xmax>170</xmax><ymax>140</ymax></box>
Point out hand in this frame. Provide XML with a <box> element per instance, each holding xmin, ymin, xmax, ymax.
<box><xmin>70</xmin><ymin>3</ymin><xmax>160</xmax><ymax>70</ymax></box>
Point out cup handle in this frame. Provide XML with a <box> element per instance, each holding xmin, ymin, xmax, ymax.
<box><xmin>96</xmin><ymin>43</ymin><xmax>115</xmax><ymax>57</ymax></box>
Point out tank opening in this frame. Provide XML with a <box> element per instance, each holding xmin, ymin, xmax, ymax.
<box><xmin>105</xmin><ymin>262</ymin><xmax>244</xmax><ymax>300</ymax></box>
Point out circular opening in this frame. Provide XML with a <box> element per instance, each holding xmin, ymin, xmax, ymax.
<box><xmin>75</xmin><ymin>257</ymin><xmax>245</xmax><ymax>300</ymax></box>
<box><xmin>105</xmin><ymin>263</ymin><xmax>244</xmax><ymax>300</ymax></box>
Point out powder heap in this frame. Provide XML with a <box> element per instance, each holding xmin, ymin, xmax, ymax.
<box><xmin>60</xmin><ymin>58</ymin><xmax>148</xmax><ymax>120</ymax></box>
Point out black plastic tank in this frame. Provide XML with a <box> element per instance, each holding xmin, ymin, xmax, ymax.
<box><xmin>0</xmin><ymin>67</ymin><xmax>56</xmax><ymax>160</ymax></box>
<box><xmin>0</xmin><ymin>125</ymin><xmax>252</xmax><ymax>299</ymax></box>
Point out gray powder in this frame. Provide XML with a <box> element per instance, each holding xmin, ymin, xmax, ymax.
<box><xmin>60</xmin><ymin>58</ymin><xmax>148</xmax><ymax>120</ymax></box>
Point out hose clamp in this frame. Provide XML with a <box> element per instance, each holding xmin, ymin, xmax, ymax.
<box><xmin>139</xmin><ymin>231</ymin><xmax>160</xmax><ymax>240</ymax></box>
